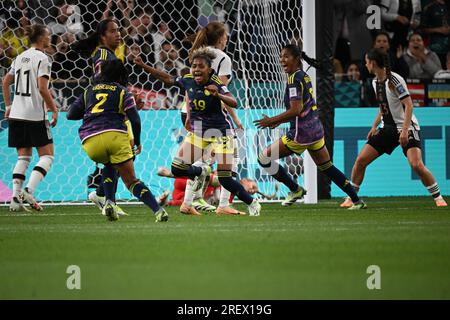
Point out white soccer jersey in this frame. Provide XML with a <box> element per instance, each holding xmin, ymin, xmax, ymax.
<box><xmin>372</xmin><ymin>71</ymin><xmax>420</xmax><ymax>130</ymax></box>
<box><xmin>207</xmin><ymin>46</ymin><xmax>232</xmax><ymax>79</ymax></box>
<box><xmin>8</xmin><ymin>47</ymin><xmax>51</xmax><ymax>122</ymax></box>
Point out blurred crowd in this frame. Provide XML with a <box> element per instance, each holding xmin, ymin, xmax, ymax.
<box><xmin>1</xmin><ymin>0</ymin><xmax>449</xmax><ymax>108</ymax></box>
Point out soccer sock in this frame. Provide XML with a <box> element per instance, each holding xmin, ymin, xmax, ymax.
<box><xmin>219</xmin><ymin>187</ymin><xmax>232</xmax><ymax>208</ymax></box>
<box><xmin>171</xmin><ymin>158</ymin><xmax>202</xmax><ymax>179</ymax></box>
<box><xmin>26</xmin><ymin>155</ymin><xmax>54</xmax><ymax>194</ymax></box>
<box><xmin>183</xmin><ymin>179</ymin><xmax>195</xmax><ymax>206</ymax></box>
<box><xmin>352</xmin><ymin>183</ymin><xmax>360</xmax><ymax>194</ymax></box>
<box><xmin>217</xmin><ymin>171</ymin><xmax>253</xmax><ymax>205</ymax></box>
<box><xmin>96</xmin><ymin>182</ymin><xmax>105</xmax><ymax>197</ymax></box>
<box><xmin>318</xmin><ymin>161</ymin><xmax>360</xmax><ymax>203</ymax></box>
<box><xmin>258</xmin><ymin>153</ymin><xmax>299</xmax><ymax>192</ymax></box>
<box><xmin>111</xmin><ymin>169</ymin><xmax>120</xmax><ymax>202</ymax></box>
<box><xmin>427</xmin><ymin>183</ymin><xmax>442</xmax><ymax>200</ymax></box>
<box><xmin>102</xmin><ymin>164</ymin><xmax>116</xmax><ymax>202</ymax></box>
<box><xmin>12</xmin><ymin>156</ymin><xmax>31</xmax><ymax>198</ymax></box>
<box><xmin>192</xmin><ymin>160</ymin><xmax>208</xmax><ymax>200</ymax></box>
<box><xmin>129</xmin><ymin>180</ymin><xmax>160</xmax><ymax>213</ymax></box>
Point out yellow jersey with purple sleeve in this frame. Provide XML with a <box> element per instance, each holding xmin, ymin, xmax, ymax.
<box><xmin>174</xmin><ymin>73</ymin><xmax>234</xmax><ymax>137</ymax></box>
<box><xmin>72</xmin><ymin>82</ymin><xmax>137</xmax><ymax>143</ymax></box>
<box><xmin>285</xmin><ymin>69</ymin><xmax>324</xmax><ymax>145</ymax></box>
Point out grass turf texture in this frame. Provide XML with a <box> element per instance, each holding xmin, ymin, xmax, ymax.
<box><xmin>0</xmin><ymin>197</ymin><xmax>449</xmax><ymax>299</ymax></box>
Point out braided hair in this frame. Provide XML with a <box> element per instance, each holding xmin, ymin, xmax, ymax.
<box><xmin>367</xmin><ymin>48</ymin><xmax>396</xmax><ymax>92</ymax></box>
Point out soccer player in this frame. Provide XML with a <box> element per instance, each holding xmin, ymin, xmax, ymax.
<box><xmin>254</xmin><ymin>44</ymin><xmax>366</xmax><ymax>210</ymax></box>
<box><xmin>72</xmin><ymin>19</ymin><xmax>129</xmax><ymax>215</ymax></box>
<box><xmin>340</xmin><ymin>48</ymin><xmax>447</xmax><ymax>208</ymax></box>
<box><xmin>67</xmin><ymin>59</ymin><xmax>168</xmax><ymax>222</ymax></box>
<box><xmin>134</xmin><ymin>48</ymin><xmax>261</xmax><ymax>216</ymax></box>
<box><xmin>2</xmin><ymin>24</ymin><xmax>58</xmax><ymax>212</ymax></box>
<box><xmin>183</xmin><ymin>21</ymin><xmax>244</xmax><ymax>215</ymax></box>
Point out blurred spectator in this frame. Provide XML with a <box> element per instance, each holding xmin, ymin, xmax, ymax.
<box><xmin>0</xmin><ymin>12</ymin><xmax>29</xmax><ymax>68</ymax></box>
<box><xmin>52</xmin><ymin>32</ymin><xmax>87</xmax><ymax>80</ymax></box>
<box><xmin>434</xmin><ymin>51</ymin><xmax>450</xmax><ymax>78</ymax></box>
<box><xmin>380</xmin><ymin>0</ymin><xmax>422</xmax><ymax>51</ymax></box>
<box><xmin>421</xmin><ymin>0</ymin><xmax>450</xmax><ymax>68</ymax></box>
<box><xmin>333</xmin><ymin>0</ymin><xmax>373</xmax><ymax>67</ymax></box>
<box><xmin>155</xmin><ymin>42</ymin><xmax>187</xmax><ymax>77</ymax></box>
<box><xmin>126</xmin><ymin>41</ymin><xmax>154</xmax><ymax>90</ymax></box>
<box><xmin>345</xmin><ymin>62</ymin><xmax>362</xmax><ymax>82</ymax></box>
<box><xmin>103</xmin><ymin>0</ymin><xmax>134</xmax><ymax>29</ymax></box>
<box><xmin>361</xmin><ymin>30</ymin><xmax>410</xmax><ymax>80</ymax></box>
<box><xmin>403</xmin><ymin>32</ymin><xmax>442</xmax><ymax>79</ymax></box>
<box><xmin>48</xmin><ymin>0</ymin><xmax>84</xmax><ymax>37</ymax></box>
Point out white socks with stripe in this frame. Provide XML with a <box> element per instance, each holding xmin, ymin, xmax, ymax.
<box><xmin>12</xmin><ymin>156</ymin><xmax>31</xmax><ymax>198</ymax></box>
<box><xmin>427</xmin><ymin>183</ymin><xmax>443</xmax><ymax>201</ymax></box>
<box><xmin>26</xmin><ymin>155</ymin><xmax>54</xmax><ymax>194</ymax></box>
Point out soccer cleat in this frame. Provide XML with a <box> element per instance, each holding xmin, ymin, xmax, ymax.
<box><xmin>192</xmin><ymin>165</ymin><xmax>211</xmax><ymax>192</ymax></box>
<box><xmin>340</xmin><ymin>196</ymin><xmax>353</xmax><ymax>208</ymax></box>
<box><xmin>9</xmin><ymin>197</ymin><xmax>30</xmax><ymax>212</ymax></box>
<box><xmin>21</xmin><ymin>188</ymin><xmax>43</xmax><ymax>211</ymax></box>
<box><xmin>155</xmin><ymin>208</ymin><xmax>169</xmax><ymax>222</ymax></box>
<box><xmin>435</xmin><ymin>199</ymin><xmax>448</xmax><ymax>207</ymax></box>
<box><xmin>114</xmin><ymin>204</ymin><xmax>128</xmax><ymax>216</ymax></box>
<box><xmin>89</xmin><ymin>191</ymin><xmax>105</xmax><ymax>211</ymax></box>
<box><xmin>216</xmin><ymin>206</ymin><xmax>246</xmax><ymax>215</ymax></box>
<box><xmin>248</xmin><ymin>199</ymin><xmax>261</xmax><ymax>216</ymax></box>
<box><xmin>157</xmin><ymin>189</ymin><xmax>171</xmax><ymax>207</ymax></box>
<box><xmin>103</xmin><ymin>200</ymin><xmax>119</xmax><ymax>221</ymax></box>
<box><xmin>348</xmin><ymin>200</ymin><xmax>367</xmax><ymax>210</ymax></box>
<box><xmin>192</xmin><ymin>198</ymin><xmax>216</xmax><ymax>212</ymax></box>
<box><xmin>180</xmin><ymin>202</ymin><xmax>202</xmax><ymax>216</ymax></box>
<box><xmin>281</xmin><ymin>186</ymin><xmax>307</xmax><ymax>206</ymax></box>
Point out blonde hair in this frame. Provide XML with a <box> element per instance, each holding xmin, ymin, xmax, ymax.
<box><xmin>185</xmin><ymin>21</ymin><xmax>226</xmax><ymax>62</ymax></box>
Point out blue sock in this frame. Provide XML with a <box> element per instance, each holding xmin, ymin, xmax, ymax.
<box><xmin>111</xmin><ymin>170</ymin><xmax>120</xmax><ymax>202</ymax></box>
<box><xmin>171</xmin><ymin>158</ymin><xmax>202</xmax><ymax>179</ymax></box>
<box><xmin>129</xmin><ymin>180</ymin><xmax>160</xmax><ymax>213</ymax></box>
<box><xmin>258</xmin><ymin>155</ymin><xmax>299</xmax><ymax>192</ymax></box>
<box><xmin>218</xmin><ymin>171</ymin><xmax>254</xmax><ymax>205</ymax></box>
<box><xmin>319</xmin><ymin>161</ymin><xmax>360</xmax><ymax>203</ymax></box>
<box><xmin>102</xmin><ymin>164</ymin><xmax>116</xmax><ymax>202</ymax></box>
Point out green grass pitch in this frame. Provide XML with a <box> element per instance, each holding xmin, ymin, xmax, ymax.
<box><xmin>0</xmin><ymin>197</ymin><xmax>449</xmax><ymax>299</ymax></box>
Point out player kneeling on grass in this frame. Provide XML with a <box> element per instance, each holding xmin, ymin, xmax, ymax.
<box><xmin>67</xmin><ymin>59</ymin><xmax>168</xmax><ymax>222</ymax></box>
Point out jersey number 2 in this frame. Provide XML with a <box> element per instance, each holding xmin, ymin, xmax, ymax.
<box><xmin>91</xmin><ymin>93</ymin><xmax>108</xmax><ymax>113</ymax></box>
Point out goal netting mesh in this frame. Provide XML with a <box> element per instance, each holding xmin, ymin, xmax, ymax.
<box><xmin>0</xmin><ymin>0</ymin><xmax>304</xmax><ymax>203</ymax></box>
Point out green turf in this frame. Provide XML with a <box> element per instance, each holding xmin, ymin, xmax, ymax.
<box><xmin>0</xmin><ymin>197</ymin><xmax>449</xmax><ymax>299</ymax></box>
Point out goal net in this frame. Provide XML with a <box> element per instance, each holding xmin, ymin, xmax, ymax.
<box><xmin>0</xmin><ymin>0</ymin><xmax>304</xmax><ymax>203</ymax></box>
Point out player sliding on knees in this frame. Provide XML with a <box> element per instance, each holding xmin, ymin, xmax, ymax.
<box><xmin>134</xmin><ymin>48</ymin><xmax>261</xmax><ymax>216</ymax></box>
<box><xmin>254</xmin><ymin>44</ymin><xmax>366</xmax><ymax>210</ymax></box>
<box><xmin>67</xmin><ymin>60</ymin><xmax>168</xmax><ymax>222</ymax></box>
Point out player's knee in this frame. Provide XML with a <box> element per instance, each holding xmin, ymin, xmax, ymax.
<box><xmin>354</xmin><ymin>156</ymin><xmax>369</xmax><ymax>169</ymax></box>
<box><xmin>257</xmin><ymin>152</ymin><xmax>271</xmax><ymax>168</ymax></box>
<box><xmin>171</xmin><ymin>158</ymin><xmax>188</xmax><ymax>177</ymax></box>
<box><xmin>34</xmin><ymin>155</ymin><xmax>54</xmax><ymax>177</ymax></box>
<box><xmin>410</xmin><ymin>160</ymin><xmax>424</xmax><ymax>173</ymax></box>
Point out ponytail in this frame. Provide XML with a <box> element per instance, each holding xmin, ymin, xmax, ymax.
<box><xmin>301</xmin><ymin>51</ymin><xmax>322</xmax><ymax>70</ymax></box>
<box><xmin>71</xmin><ymin>19</ymin><xmax>115</xmax><ymax>57</ymax></box>
<box><xmin>282</xmin><ymin>44</ymin><xmax>322</xmax><ymax>70</ymax></box>
<box><xmin>367</xmin><ymin>48</ymin><xmax>396</xmax><ymax>92</ymax></box>
<box><xmin>185</xmin><ymin>21</ymin><xmax>226</xmax><ymax>62</ymax></box>
<box><xmin>383</xmin><ymin>53</ymin><xmax>396</xmax><ymax>92</ymax></box>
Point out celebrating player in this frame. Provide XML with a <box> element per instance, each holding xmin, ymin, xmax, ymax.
<box><xmin>72</xmin><ymin>19</ymin><xmax>130</xmax><ymax>215</ymax></box>
<box><xmin>254</xmin><ymin>44</ymin><xmax>366</xmax><ymax>210</ymax></box>
<box><xmin>67</xmin><ymin>59</ymin><xmax>168</xmax><ymax>222</ymax></box>
<box><xmin>340</xmin><ymin>48</ymin><xmax>447</xmax><ymax>208</ymax></box>
<box><xmin>182</xmin><ymin>21</ymin><xmax>245</xmax><ymax>215</ymax></box>
<box><xmin>134</xmin><ymin>48</ymin><xmax>261</xmax><ymax>216</ymax></box>
<box><xmin>2</xmin><ymin>24</ymin><xmax>58</xmax><ymax>212</ymax></box>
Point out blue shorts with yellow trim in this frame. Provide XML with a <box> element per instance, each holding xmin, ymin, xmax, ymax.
<box><xmin>82</xmin><ymin>131</ymin><xmax>134</xmax><ymax>165</ymax></box>
<box><xmin>281</xmin><ymin>135</ymin><xmax>325</xmax><ymax>155</ymax></box>
<box><xmin>185</xmin><ymin>132</ymin><xmax>234</xmax><ymax>154</ymax></box>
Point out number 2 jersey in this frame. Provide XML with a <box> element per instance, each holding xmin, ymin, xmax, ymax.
<box><xmin>8</xmin><ymin>47</ymin><xmax>52</xmax><ymax>121</ymax></box>
<box><xmin>71</xmin><ymin>82</ymin><xmax>136</xmax><ymax>143</ymax></box>
<box><xmin>175</xmin><ymin>73</ymin><xmax>234</xmax><ymax>136</ymax></box>
<box><xmin>284</xmin><ymin>69</ymin><xmax>324</xmax><ymax>145</ymax></box>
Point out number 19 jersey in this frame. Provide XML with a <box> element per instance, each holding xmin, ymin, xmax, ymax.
<box><xmin>8</xmin><ymin>47</ymin><xmax>52</xmax><ymax>121</ymax></box>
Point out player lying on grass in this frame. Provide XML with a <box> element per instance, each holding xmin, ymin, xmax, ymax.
<box><xmin>156</xmin><ymin>166</ymin><xmax>269</xmax><ymax>215</ymax></box>
<box><xmin>133</xmin><ymin>48</ymin><xmax>261</xmax><ymax>216</ymax></box>
<box><xmin>254</xmin><ymin>44</ymin><xmax>366</xmax><ymax>210</ymax></box>
<box><xmin>67</xmin><ymin>59</ymin><xmax>168</xmax><ymax>222</ymax></box>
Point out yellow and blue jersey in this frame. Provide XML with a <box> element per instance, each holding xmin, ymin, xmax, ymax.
<box><xmin>91</xmin><ymin>46</ymin><xmax>118</xmax><ymax>81</ymax></box>
<box><xmin>175</xmin><ymin>73</ymin><xmax>234</xmax><ymax>136</ymax></box>
<box><xmin>284</xmin><ymin>69</ymin><xmax>324</xmax><ymax>145</ymax></box>
<box><xmin>73</xmin><ymin>82</ymin><xmax>136</xmax><ymax>143</ymax></box>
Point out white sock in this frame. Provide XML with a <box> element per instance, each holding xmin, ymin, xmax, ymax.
<box><xmin>426</xmin><ymin>183</ymin><xmax>441</xmax><ymax>200</ymax></box>
<box><xmin>12</xmin><ymin>156</ymin><xmax>31</xmax><ymax>198</ymax></box>
<box><xmin>219</xmin><ymin>187</ymin><xmax>231</xmax><ymax>208</ymax></box>
<box><xmin>26</xmin><ymin>155</ymin><xmax>54</xmax><ymax>194</ymax></box>
<box><xmin>183</xmin><ymin>179</ymin><xmax>195</xmax><ymax>206</ymax></box>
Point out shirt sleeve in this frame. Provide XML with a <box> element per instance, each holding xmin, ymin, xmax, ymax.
<box><xmin>38</xmin><ymin>57</ymin><xmax>51</xmax><ymax>79</ymax></box>
<box><xmin>288</xmin><ymin>77</ymin><xmax>304</xmax><ymax>102</ymax></box>
<box><xmin>218</xmin><ymin>83</ymin><xmax>230</xmax><ymax>95</ymax></box>
<box><xmin>216</xmin><ymin>55</ymin><xmax>232</xmax><ymax>77</ymax></box>
<box><xmin>123</xmin><ymin>90</ymin><xmax>137</xmax><ymax>111</ymax></box>
<box><xmin>174</xmin><ymin>76</ymin><xmax>186</xmax><ymax>89</ymax></box>
<box><xmin>393</xmin><ymin>75</ymin><xmax>410</xmax><ymax>100</ymax></box>
<box><xmin>8</xmin><ymin>59</ymin><xmax>16</xmax><ymax>75</ymax></box>
<box><xmin>67</xmin><ymin>91</ymin><xmax>86</xmax><ymax>120</ymax></box>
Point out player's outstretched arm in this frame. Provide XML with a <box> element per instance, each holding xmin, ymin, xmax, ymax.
<box><xmin>133</xmin><ymin>56</ymin><xmax>175</xmax><ymax>86</ymax></box>
<box><xmin>125</xmin><ymin>107</ymin><xmax>141</xmax><ymax>154</ymax></box>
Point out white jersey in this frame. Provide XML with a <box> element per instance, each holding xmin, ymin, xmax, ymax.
<box><xmin>8</xmin><ymin>47</ymin><xmax>52</xmax><ymax>122</ymax></box>
<box><xmin>371</xmin><ymin>71</ymin><xmax>420</xmax><ymax>130</ymax></box>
